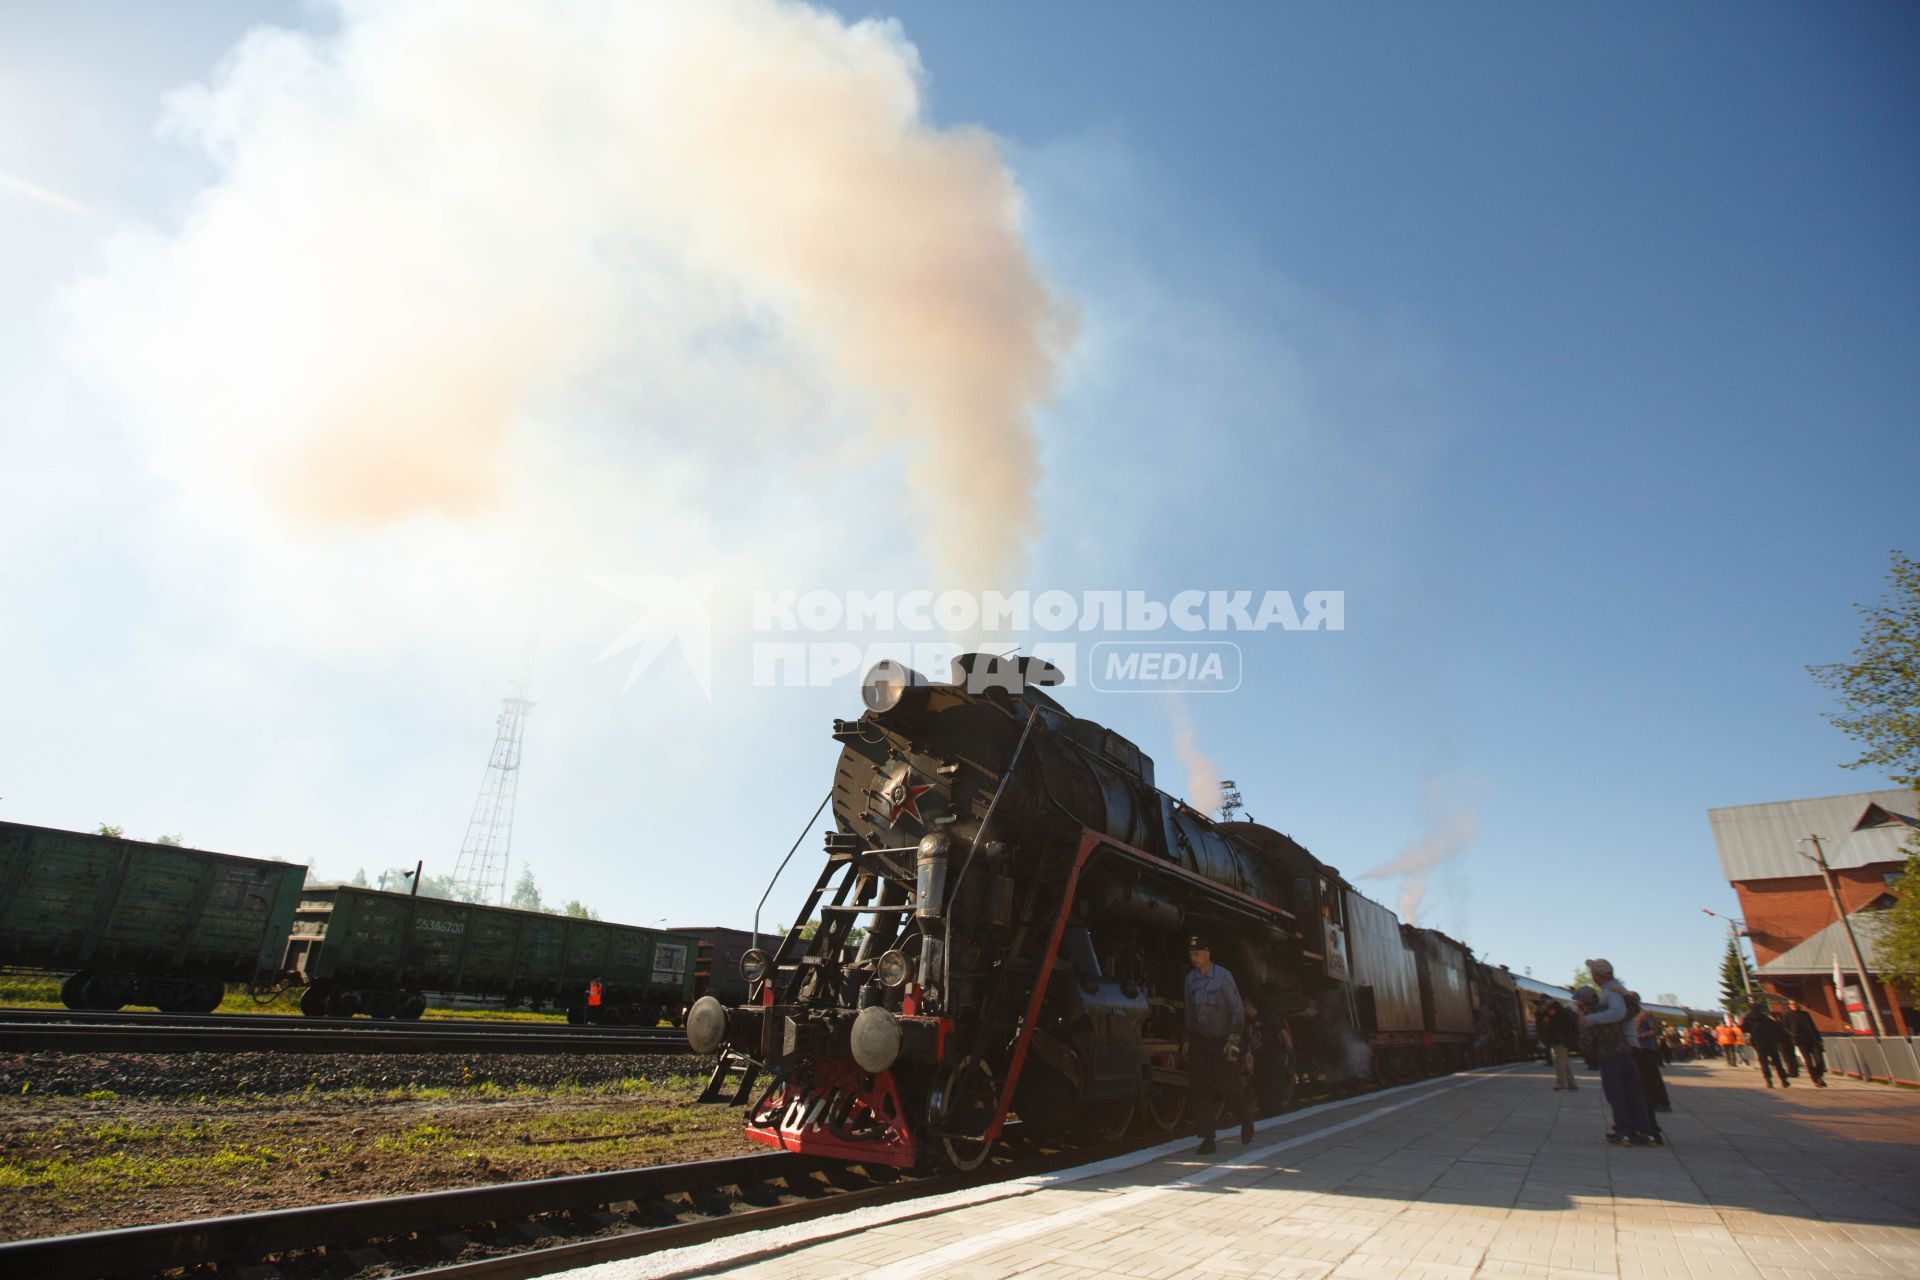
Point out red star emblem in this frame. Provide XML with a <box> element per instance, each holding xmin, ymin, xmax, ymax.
<box><xmin>886</xmin><ymin>776</ymin><xmax>935</xmax><ymax>826</ymax></box>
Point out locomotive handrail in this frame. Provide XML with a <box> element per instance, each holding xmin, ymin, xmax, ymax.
<box><xmin>752</xmin><ymin>792</ymin><xmax>833</xmax><ymax>953</ymax></box>
<box><xmin>942</xmin><ymin>705</ymin><xmax>1042</xmax><ymax>997</ymax></box>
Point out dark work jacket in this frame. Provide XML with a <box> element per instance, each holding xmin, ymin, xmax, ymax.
<box><xmin>1785</xmin><ymin>1009</ymin><xmax>1821</xmax><ymax>1046</ymax></box>
<box><xmin>1740</xmin><ymin>1010</ymin><xmax>1786</xmax><ymax>1048</ymax></box>
<box><xmin>1537</xmin><ymin>1005</ymin><xmax>1579</xmax><ymax>1050</ymax></box>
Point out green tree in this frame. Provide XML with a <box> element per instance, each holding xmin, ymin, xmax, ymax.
<box><xmin>1809</xmin><ymin>549</ymin><xmax>1920</xmax><ymax>997</ymax></box>
<box><xmin>1719</xmin><ymin>938</ymin><xmax>1757</xmax><ymax>1017</ymax></box>
<box><xmin>425</xmin><ymin>872</ymin><xmax>472</xmax><ymax>900</ymax></box>
<box><xmin>154</xmin><ymin>833</ymin><xmax>183</xmax><ymax>846</ymax></box>
<box><xmin>95</xmin><ymin>824</ymin><xmax>124</xmax><ymax>838</ymax></box>
<box><xmin>1568</xmin><ymin>965</ymin><xmax>1593</xmax><ymax>992</ymax></box>
<box><xmin>1809</xmin><ymin>551</ymin><xmax>1920</xmax><ymax>789</ymax></box>
<box><xmin>1868</xmin><ymin>853</ymin><xmax>1920</xmax><ymax>995</ymax></box>
<box><xmin>561</xmin><ymin>899</ymin><xmax>600</xmax><ymax>920</ymax></box>
<box><xmin>348</xmin><ymin>867</ymin><xmax>370</xmax><ymax>887</ymax></box>
<box><xmin>509</xmin><ymin>867</ymin><xmax>543</xmax><ymax>911</ymax></box>
<box><xmin>379</xmin><ymin>866</ymin><xmax>463</xmax><ymax>898</ymax></box>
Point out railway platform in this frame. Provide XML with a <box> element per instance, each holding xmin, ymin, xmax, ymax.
<box><xmin>587</xmin><ymin>1058</ymin><xmax>1920</xmax><ymax>1280</ymax></box>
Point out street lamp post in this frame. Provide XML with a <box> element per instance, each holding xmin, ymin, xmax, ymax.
<box><xmin>1702</xmin><ymin>908</ymin><xmax>1754</xmax><ymax>1006</ymax></box>
<box><xmin>1702</xmin><ymin>907</ymin><xmax>1756</xmax><ymax>1014</ymax></box>
<box><xmin>1799</xmin><ymin>834</ymin><xmax>1887</xmax><ymax>1038</ymax></box>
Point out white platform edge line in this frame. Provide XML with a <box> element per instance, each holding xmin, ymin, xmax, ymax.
<box><xmin>573</xmin><ymin>1061</ymin><xmax>1527</xmax><ymax>1280</ymax></box>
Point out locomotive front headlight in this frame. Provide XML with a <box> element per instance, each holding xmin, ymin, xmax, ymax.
<box><xmin>861</xmin><ymin>660</ymin><xmax>928</xmax><ymax>720</ymax></box>
<box><xmin>740</xmin><ymin>948</ymin><xmax>770</xmax><ymax>983</ymax></box>
<box><xmin>877</xmin><ymin>949</ymin><xmax>910</xmax><ymax>988</ymax></box>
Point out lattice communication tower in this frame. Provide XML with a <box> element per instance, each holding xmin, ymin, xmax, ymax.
<box><xmin>451</xmin><ymin>676</ymin><xmax>533</xmax><ymax>905</ymax></box>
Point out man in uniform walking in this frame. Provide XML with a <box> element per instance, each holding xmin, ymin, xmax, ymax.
<box><xmin>1185</xmin><ymin>934</ymin><xmax>1256</xmax><ymax>1154</ymax></box>
<box><xmin>1784</xmin><ymin>999</ymin><xmax>1828</xmax><ymax>1087</ymax></box>
<box><xmin>1740</xmin><ymin>1004</ymin><xmax>1792</xmax><ymax>1087</ymax></box>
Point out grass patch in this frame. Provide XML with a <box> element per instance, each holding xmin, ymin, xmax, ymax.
<box><xmin>85</xmin><ymin>1119</ymin><xmax>231</xmax><ymax>1145</ymax></box>
<box><xmin>373</xmin><ymin>1122</ymin><xmax>448</xmax><ymax>1154</ymax></box>
<box><xmin>0</xmin><ymin>1140</ymin><xmax>295</xmax><ymax>1195</ymax></box>
<box><xmin>0</xmin><ymin>971</ymin><xmax>63</xmax><ymax>1007</ymax></box>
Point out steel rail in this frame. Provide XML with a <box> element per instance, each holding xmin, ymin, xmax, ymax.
<box><xmin>0</xmin><ymin>1120</ymin><xmax>1105</xmax><ymax>1280</ymax></box>
<box><xmin>0</xmin><ymin>1070</ymin><xmax>1458</xmax><ymax>1280</ymax></box>
<box><xmin>0</xmin><ymin>1150</ymin><xmax>828</xmax><ymax>1279</ymax></box>
<box><xmin>0</xmin><ymin>1007</ymin><xmax>664</xmax><ymax>1035</ymax></box>
<box><xmin>396</xmin><ymin>1152</ymin><xmax>1050</xmax><ymax>1280</ymax></box>
<box><xmin>0</xmin><ymin>1021</ymin><xmax>692</xmax><ymax>1056</ymax></box>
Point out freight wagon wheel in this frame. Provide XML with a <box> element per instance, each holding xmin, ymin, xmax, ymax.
<box><xmin>299</xmin><ymin>985</ymin><xmax>331</xmax><ymax>1018</ymax></box>
<box><xmin>80</xmin><ymin>974</ymin><xmax>130</xmax><ymax>1012</ymax></box>
<box><xmin>187</xmin><ymin>981</ymin><xmax>224</xmax><ymax>1014</ymax></box>
<box><xmin>398</xmin><ymin>996</ymin><xmax>426</xmax><ymax>1020</ymax></box>
<box><xmin>60</xmin><ymin>972</ymin><xmax>93</xmax><ymax>1010</ymax></box>
<box><xmin>325</xmin><ymin>991</ymin><xmax>363</xmax><ymax>1018</ymax></box>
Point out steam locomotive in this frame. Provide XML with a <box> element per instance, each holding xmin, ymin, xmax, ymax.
<box><xmin>686</xmin><ymin>654</ymin><xmax>1527</xmax><ymax>1170</ymax></box>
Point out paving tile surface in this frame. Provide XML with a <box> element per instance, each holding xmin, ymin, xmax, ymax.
<box><xmin>641</xmin><ymin>1058</ymin><xmax>1920</xmax><ymax>1280</ymax></box>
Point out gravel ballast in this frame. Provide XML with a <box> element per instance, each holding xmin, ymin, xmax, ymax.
<box><xmin>0</xmin><ymin>1050</ymin><xmax>696</xmax><ymax>1098</ymax></box>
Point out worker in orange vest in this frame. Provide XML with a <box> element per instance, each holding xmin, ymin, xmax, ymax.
<box><xmin>1714</xmin><ymin>1022</ymin><xmax>1736</xmax><ymax>1065</ymax></box>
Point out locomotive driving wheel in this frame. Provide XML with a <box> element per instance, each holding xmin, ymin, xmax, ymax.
<box><xmin>1140</xmin><ymin>1044</ymin><xmax>1187</xmax><ymax>1134</ymax></box>
<box><xmin>1081</xmin><ymin>1100</ymin><xmax>1137</xmax><ymax>1143</ymax></box>
<box><xmin>932</xmin><ymin>1059</ymin><xmax>999</xmax><ymax>1172</ymax></box>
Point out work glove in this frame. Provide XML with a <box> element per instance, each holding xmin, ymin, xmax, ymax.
<box><xmin>1223</xmin><ymin>1033</ymin><xmax>1243</xmax><ymax>1064</ymax></box>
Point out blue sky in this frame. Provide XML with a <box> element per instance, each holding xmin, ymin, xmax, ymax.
<box><xmin>2</xmin><ymin>3</ymin><xmax>1914</xmax><ymax>1007</ymax></box>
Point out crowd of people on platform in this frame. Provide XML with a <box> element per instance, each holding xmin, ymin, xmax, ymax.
<box><xmin>1183</xmin><ymin>938</ymin><xmax>1841</xmax><ymax>1159</ymax></box>
<box><xmin>1539</xmin><ymin>958</ymin><xmax>1834</xmax><ymax>1147</ymax></box>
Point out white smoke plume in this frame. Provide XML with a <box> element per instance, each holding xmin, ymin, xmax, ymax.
<box><xmin>1361</xmin><ymin>780</ymin><xmax>1479</xmax><ymax>925</ymax></box>
<box><xmin>1166</xmin><ymin>696</ymin><xmax>1222</xmax><ymax>815</ymax></box>
<box><xmin>65</xmin><ymin>0</ymin><xmax>1070</xmax><ymax>588</ymax></box>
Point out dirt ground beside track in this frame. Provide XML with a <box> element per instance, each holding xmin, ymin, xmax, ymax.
<box><xmin>0</xmin><ymin>1060</ymin><xmax>757</xmax><ymax>1240</ymax></box>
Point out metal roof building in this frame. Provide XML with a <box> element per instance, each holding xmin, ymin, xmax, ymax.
<box><xmin>1707</xmin><ymin>788</ymin><xmax>1916</xmax><ymax>882</ymax></box>
<box><xmin>1762</xmin><ymin>915</ymin><xmax>1887</xmax><ymax>976</ymax></box>
<box><xmin>1706</xmin><ymin>786</ymin><xmax>1916</xmax><ymax>1037</ymax></box>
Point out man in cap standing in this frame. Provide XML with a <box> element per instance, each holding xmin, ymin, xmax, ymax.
<box><xmin>1578</xmin><ymin>957</ymin><xmax>1659</xmax><ymax>1145</ymax></box>
<box><xmin>1185</xmin><ymin>933</ymin><xmax>1256</xmax><ymax>1154</ymax></box>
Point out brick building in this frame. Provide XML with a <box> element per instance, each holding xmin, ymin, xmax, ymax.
<box><xmin>1707</xmin><ymin>787</ymin><xmax>1916</xmax><ymax>1036</ymax></box>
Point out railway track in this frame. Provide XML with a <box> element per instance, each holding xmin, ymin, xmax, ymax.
<box><xmin>0</xmin><ymin>1008</ymin><xmax>692</xmax><ymax>1056</ymax></box>
<box><xmin>0</xmin><ymin>1063</ymin><xmax>1511</xmax><ymax>1279</ymax></box>
<box><xmin>0</xmin><ymin>1131</ymin><xmax>1091</xmax><ymax>1280</ymax></box>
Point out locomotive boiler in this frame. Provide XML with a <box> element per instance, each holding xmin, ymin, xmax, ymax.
<box><xmin>686</xmin><ymin>653</ymin><xmax>1341</xmax><ymax>1169</ymax></box>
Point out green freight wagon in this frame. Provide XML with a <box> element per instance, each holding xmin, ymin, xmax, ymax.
<box><xmin>0</xmin><ymin>821</ymin><xmax>307</xmax><ymax>1012</ymax></box>
<box><xmin>284</xmin><ymin>885</ymin><xmax>696</xmax><ymax>1023</ymax></box>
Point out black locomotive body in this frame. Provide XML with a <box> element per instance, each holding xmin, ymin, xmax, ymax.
<box><xmin>687</xmin><ymin>655</ymin><xmax>1521</xmax><ymax>1168</ymax></box>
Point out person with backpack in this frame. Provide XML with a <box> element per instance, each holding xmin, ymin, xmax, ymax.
<box><xmin>1577</xmin><ymin>957</ymin><xmax>1659</xmax><ymax>1146</ymax></box>
<box><xmin>1537</xmin><ymin>999</ymin><xmax>1580</xmax><ymax>1090</ymax></box>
